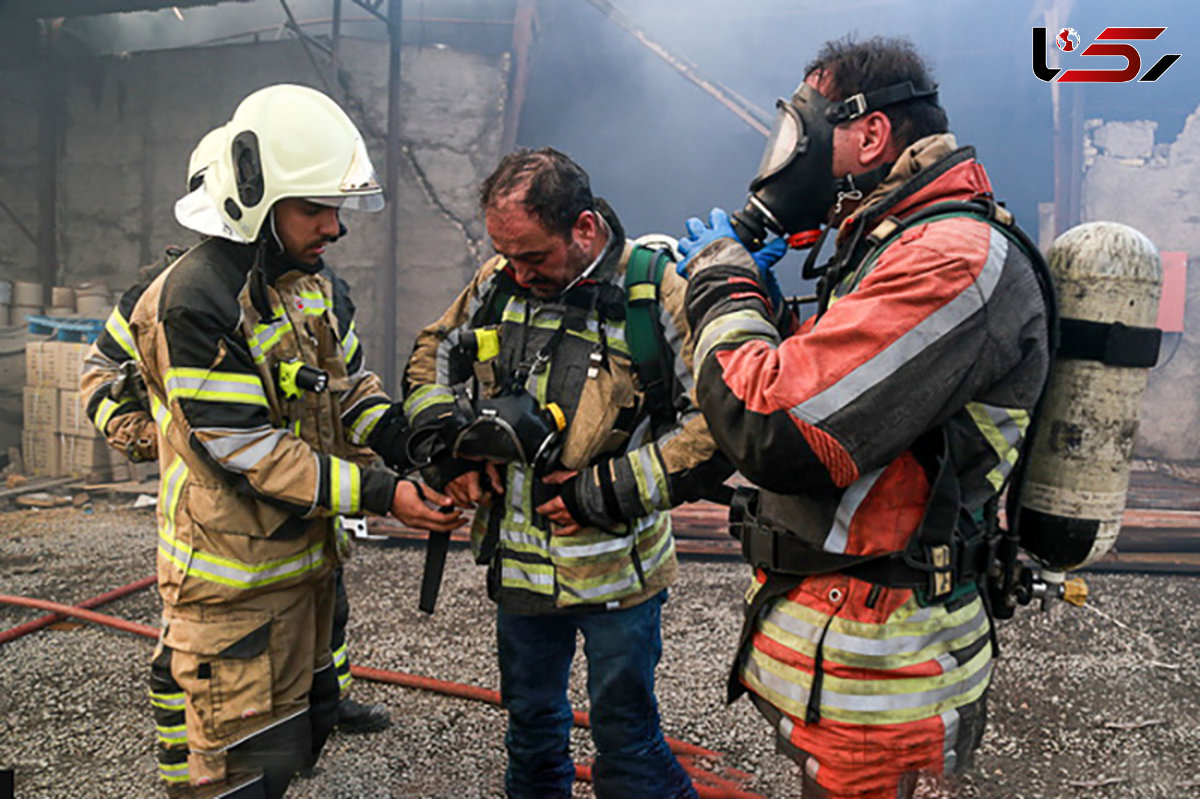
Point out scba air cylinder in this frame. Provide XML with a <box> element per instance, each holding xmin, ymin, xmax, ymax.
<box><xmin>1018</xmin><ymin>222</ymin><xmax>1163</xmax><ymax>572</ymax></box>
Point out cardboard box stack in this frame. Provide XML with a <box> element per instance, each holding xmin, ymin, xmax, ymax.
<box><xmin>23</xmin><ymin>340</ymin><xmax>110</xmax><ymax>480</ymax></box>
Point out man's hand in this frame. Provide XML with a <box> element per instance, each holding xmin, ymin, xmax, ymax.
<box><xmin>390</xmin><ymin>480</ymin><xmax>464</xmax><ymax>532</ymax></box>
<box><xmin>537</xmin><ymin>469</ymin><xmax>581</xmax><ymax>537</ymax></box>
<box><xmin>445</xmin><ymin>462</ymin><xmax>505</xmax><ymax>509</ymax></box>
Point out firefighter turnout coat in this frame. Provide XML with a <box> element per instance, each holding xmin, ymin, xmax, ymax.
<box><xmin>85</xmin><ymin>237</ymin><xmax>397</xmax><ymax>785</ymax></box>
<box><xmin>684</xmin><ymin>134</ymin><xmax>1050</xmax><ymax>796</ymax></box>
<box><xmin>405</xmin><ymin>204</ymin><xmax>727</xmax><ymax>613</ymax></box>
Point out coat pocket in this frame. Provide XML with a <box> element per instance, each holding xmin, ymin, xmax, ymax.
<box><xmin>165</xmin><ymin>609</ymin><xmax>274</xmax><ymax>740</ymax></box>
<box><xmin>560</xmin><ymin>356</ymin><xmax>637</xmax><ymax>471</ymax></box>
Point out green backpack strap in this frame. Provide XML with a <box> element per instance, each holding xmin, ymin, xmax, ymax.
<box><xmin>624</xmin><ymin>245</ymin><xmax>675</xmax><ymax>427</ymax></box>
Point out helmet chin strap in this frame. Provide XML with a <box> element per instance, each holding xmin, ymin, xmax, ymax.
<box><xmin>267</xmin><ymin>206</ymin><xmax>285</xmax><ymax>253</ymax></box>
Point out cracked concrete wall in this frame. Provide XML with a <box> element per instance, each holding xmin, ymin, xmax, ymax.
<box><xmin>1081</xmin><ymin>107</ymin><xmax>1200</xmax><ymax>462</ymax></box>
<box><xmin>0</xmin><ymin>37</ymin><xmax>508</xmax><ymax>389</ymax></box>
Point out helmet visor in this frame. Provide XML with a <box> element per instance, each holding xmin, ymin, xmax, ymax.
<box><xmin>755</xmin><ymin>100</ymin><xmax>803</xmax><ymax>184</ymax></box>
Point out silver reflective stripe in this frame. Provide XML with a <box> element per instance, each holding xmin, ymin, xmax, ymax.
<box><xmin>551</xmin><ymin>532</ymin><xmax>635</xmax><ymax>559</ymax></box>
<box><xmin>744</xmin><ymin>648</ymin><xmax>812</xmax><ymax>705</ymax></box>
<box><xmin>658</xmin><ymin>300</ymin><xmax>696</xmax><ymax>397</ymax></box>
<box><xmin>201</xmin><ymin>427</ymin><xmax>289</xmax><ymax>473</ymax></box>
<box><xmin>105</xmin><ymin>308</ymin><xmax>138</xmax><ymax>359</ymax></box>
<box><xmin>501</xmin><ymin>564</ymin><xmax>555</xmax><ymax>587</ymax></box>
<box><xmin>636</xmin><ymin>447</ymin><xmax>663</xmax><ymax>509</ymax></box>
<box><xmin>767</xmin><ymin>601</ymin><xmax>988</xmax><ymax>660</ymax></box>
<box><xmin>348</xmin><ymin>402</ymin><xmax>387</xmax><ymax>445</ymax></box>
<box><xmin>695</xmin><ymin>310</ymin><xmax>779</xmax><ymax>369</ymax></box>
<box><xmin>507</xmin><ymin>465</ymin><xmax>528</xmax><ymax>525</ymax></box>
<box><xmin>500</xmin><ymin>520</ymin><xmax>546</xmax><ymax>552</ymax></box>
<box><xmin>560</xmin><ymin>568</ymin><xmax>639</xmax><ymax>601</ymax></box>
<box><xmin>248</xmin><ymin>315</ymin><xmax>292</xmax><ymax>363</ymax></box>
<box><xmin>792</xmin><ymin>227</ymin><xmax>1008</xmax><ymax>425</ymax></box>
<box><xmin>823</xmin><ymin>467</ymin><xmax>885</xmax><ymax>554</ymax></box>
<box><xmin>818</xmin><ymin>656</ymin><xmax>993</xmax><ymax>713</ymax></box>
<box><xmin>941</xmin><ymin>706</ymin><xmax>961</xmax><ymax>773</ymax></box>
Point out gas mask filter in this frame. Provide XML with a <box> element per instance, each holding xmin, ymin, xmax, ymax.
<box><xmin>452</xmin><ymin>391</ymin><xmax>567</xmax><ymax>473</ymax></box>
<box><xmin>731</xmin><ymin>80</ymin><xmax>939</xmax><ymax>251</ymax></box>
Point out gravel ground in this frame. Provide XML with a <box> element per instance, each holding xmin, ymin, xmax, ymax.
<box><xmin>1</xmin><ymin>504</ymin><xmax>1199</xmax><ymax>798</ymax></box>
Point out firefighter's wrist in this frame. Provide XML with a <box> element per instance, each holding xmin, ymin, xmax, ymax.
<box><xmin>561</xmin><ymin>466</ymin><xmax>627</xmax><ymax>534</ymax></box>
<box><xmin>362</xmin><ymin>470</ymin><xmax>400</xmax><ymax>516</ymax></box>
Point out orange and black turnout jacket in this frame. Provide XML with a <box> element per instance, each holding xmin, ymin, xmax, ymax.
<box><xmin>683</xmin><ymin>134</ymin><xmax>1050</xmax><ymax>795</ymax></box>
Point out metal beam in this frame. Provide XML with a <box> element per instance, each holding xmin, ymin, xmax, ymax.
<box><xmin>37</xmin><ymin>23</ymin><xmax>64</xmax><ymax>302</ymax></box>
<box><xmin>500</xmin><ymin>0</ymin><xmax>536</xmax><ymax>154</ymax></box>
<box><xmin>4</xmin><ymin>0</ymin><xmax>253</xmax><ymax>19</ymax></box>
<box><xmin>381</xmin><ymin>0</ymin><xmax>402</xmax><ymax>393</ymax></box>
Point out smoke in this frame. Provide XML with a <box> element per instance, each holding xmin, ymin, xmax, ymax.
<box><xmin>516</xmin><ymin>0</ymin><xmax>1199</xmax><ymax>295</ymax></box>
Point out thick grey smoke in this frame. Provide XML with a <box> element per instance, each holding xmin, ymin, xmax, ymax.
<box><xmin>516</xmin><ymin>0</ymin><xmax>1198</xmax><ymax>295</ymax></box>
<box><xmin>65</xmin><ymin>0</ymin><xmax>1199</xmax><ymax>296</ymax></box>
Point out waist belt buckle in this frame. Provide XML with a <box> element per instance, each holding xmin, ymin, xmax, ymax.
<box><xmin>929</xmin><ymin>544</ymin><xmax>953</xmax><ymax>600</ymax></box>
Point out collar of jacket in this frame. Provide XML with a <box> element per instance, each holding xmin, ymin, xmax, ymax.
<box><xmin>835</xmin><ymin>132</ymin><xmax>994</xmax><ymax>247</ymax></box>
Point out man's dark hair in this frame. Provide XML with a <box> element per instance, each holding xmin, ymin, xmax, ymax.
<box><xmin>479</xmin><ymin>147</ymin><xmax>594</xmax><ymax>238</ymax></box>
<box><xmin>806</xmin><ymin>36</ymin><xmax>948</xmax><ymax>150</ymax></box>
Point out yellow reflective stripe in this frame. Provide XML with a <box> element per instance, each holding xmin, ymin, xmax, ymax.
<box><xmin>93</xmin><ymin>396</ymin><xmax>134</xmax><ymax>434</ymax></box>
<box><xmin>628</xmin><ymin>283</ymin><xmax>657</xmax><ymax>302</ymax></box>
<box><xmin>165</xmin><ymin>368</ymin><xmax>268</xmax><ymax>407</ymax></box>
<box><xmin>499</xmin><ymin>559</ymin><xmax>555</xmax><ymax>594</ymax></box>
<box><xmin>159</xmin><ymin>762</ymin><xmax>189</xmax><ymax>783</ymax></box>
<box><xmin>329</xmin><ymin>458</ymin><xmax>361</xmax><ymax>514</ymax></box>
<box><xmin>297</xmin><ymin>289</ymin><xmax>328</xmax><ymax>315</ymax></box>
<box><xmin>159</xmin><ymin>532</ymin><xmax>327</xmax><ymax>590</ymax></box>
<box><xmin>474</xmin><ymin>328</ymin><xmax>500</xmax><ymax>362</ymax></box>
<box><xmin>158</xmin><ymin>456</ymin><xmax>188</xmax><ymax>542</ymax></box>
<box><xmin>149</xmin><ymin>691</ymin><xmax>185</xmax><ymax>710</ymax></box>
<box><xmin>151</xmin><ymin>393</ymin><xmax>173</xmax><ymax>435</ymax></box>
<box><xmin>248</xmin><ymin>308</ymin><xmax>293</xmax><ymax>364</ymax></box>
<box><xmin>104</xmin><ymin>308</ymin><xmax>138</xmax><ymax>359</ymax></box>
<box><xmin>967</xmin><ymin>403</ymin><xmax>1029</xmax><ymax>491</ymax></box>
<box><xmin>156</xmin><ymin>723</ymin><xmax>187</xmax><ymax>744</ymax></box>
<box><xmin>403</xmin><ymin>384</ymin><xmax>454</xmax><ymax>418</ymax></box>
<box><xmin>341</xmin><ymin>321</ymin><xmax>360</xmax><ymax>365</ymax></box>
<box><xmin>694</xmin><ymin>308</ymin><xmax>779</xmax><ymax>370</ymax></box>
<box><xmin>348</xmin><ymin>402</ymin><xmax>387</xmax><ymax>445</ymax></box>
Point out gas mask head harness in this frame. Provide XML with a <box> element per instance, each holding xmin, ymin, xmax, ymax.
<box><xmin>730</xmin><ymin>79</ymin><xmax>939</xmax><ymax>252</ymax></box>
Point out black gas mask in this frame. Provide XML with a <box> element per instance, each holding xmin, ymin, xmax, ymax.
<box><xmin>731</xmin><ymin>80</ymin><xmax>939</xmax><ymax>251</ymax></box>
<box><xmin>452</xmin><ymin>390</ymin><xmax>567</xmax><ymax>474</ymax></box>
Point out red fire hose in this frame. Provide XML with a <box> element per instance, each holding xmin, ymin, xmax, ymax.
<box><xmin>0</xmin><ymin>582</ymin><xmax>764</xmax><ymax>798</ymax></box>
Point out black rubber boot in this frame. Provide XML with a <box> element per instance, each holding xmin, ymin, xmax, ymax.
<box><xmin>334</xmin><ymin>697</ymin><xmax>392</xmax><ymax>734</ymax></box>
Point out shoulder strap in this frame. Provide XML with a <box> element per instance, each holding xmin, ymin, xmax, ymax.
<box><xmin>623</xmin><ymin>245</ymin><xmax>674</xmax><ymax>427</ymax></box>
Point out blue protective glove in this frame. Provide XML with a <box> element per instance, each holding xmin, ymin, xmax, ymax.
<box><xmin>752</xmin><ymin>237</ymin><xmax>788</xmax><ymax>310</ymax></box>
<box><xmin>676</xmin><ymin>207</ymin><xmax>738</xmax><ymax>276</ymax></box>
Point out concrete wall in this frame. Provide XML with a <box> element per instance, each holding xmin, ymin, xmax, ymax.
<box><xmin>1081</xmin><ymin>107</ymin><xmax>1200</xmax><ymax>463</ymax></box>
<box><xmin>0</xmin><ymin>37</ymin><xmax>509</xmax><ymax>391</ymax></box>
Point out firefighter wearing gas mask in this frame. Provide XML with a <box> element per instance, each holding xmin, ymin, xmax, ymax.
<box><xmin>404</xmin><ymin>148</ymin><xmax>728</xmax><ymax>799</ymax></box>
<box><xmin>115</xmin><ymin>84</ymin><xmax>461</xmax><ymax>798</ymax></box>
<box><xmin>675</xmin><ymin>38</ymin><xmax>1051</xmax><ymax>798</ymax></box>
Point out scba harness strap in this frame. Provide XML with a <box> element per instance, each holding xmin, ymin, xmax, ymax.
<box><xmin>470</xmin><ymin>244</ymin><xmax>678</xmax><ymax>431</ymax></box>
<box><xmin>734</xmin><ymin>197</ymin><xmax>1055</xmax><ymax>605</ymax></box>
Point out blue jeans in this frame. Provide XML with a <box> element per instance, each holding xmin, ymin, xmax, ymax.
<box><xmin>497</xmin><ymin>590</ymin><xmax>697</xmax><ymax>799</ymax></box>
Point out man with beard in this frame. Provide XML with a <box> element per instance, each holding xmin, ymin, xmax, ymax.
<box><xmin>404</xmin><ymin>148</ymin><xmax>728</xmax><ymax>798</ymax></box>
<box><xmin>105</xmin><ymin>84</ymin><xmax>463</xmax><ymax>798</ymax></box>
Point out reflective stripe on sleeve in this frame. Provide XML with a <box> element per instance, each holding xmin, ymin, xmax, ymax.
<box><xmin>346</xmin><ymin>401</ymin><xmax>388</xmax><ymax>445</ymax></box>
<box><xmin>328</xmin><ymin>457</ymin><xmax>362</xmax><ymax>514</ymax></box>
<box><xmin>165</xmin><ymin>367</ymin><xmax>269</xmax><ymax>407</ymax></box>
<box><xmin>694</xmin><ymin>309</ymin><xmax>780</xmax><ymax>372</ymax></box>
<box><xmin>791</xmin><ymin>227</ymin><xmax>1008</xmax><ymax>426</ymax></box>
<box><xmin>104</xmin><ymin>308</ymin><xmax>138</xmax><ymax>359</ymax></box>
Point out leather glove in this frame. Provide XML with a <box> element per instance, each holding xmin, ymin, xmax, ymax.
<box><xmin>676</xmin><ymin>207</ymin><xmax>739</xmax><ymax>276</ymax></box>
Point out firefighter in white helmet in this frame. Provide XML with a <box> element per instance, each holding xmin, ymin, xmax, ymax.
<box><xmin>121</xmin><ymin>84</ymin><xmax>462</xmax><ymax>797</ymax></box>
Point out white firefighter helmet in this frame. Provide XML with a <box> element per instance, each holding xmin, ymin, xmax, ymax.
<box><xmin>186</xmin><ymin>125</ymin><xmax>226</xmax><ymax>191</ymax></box>
<box><xmin>174</xmin><ymin>84</ymin><xmax>384</xmax><ymax>243</ymax></box>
